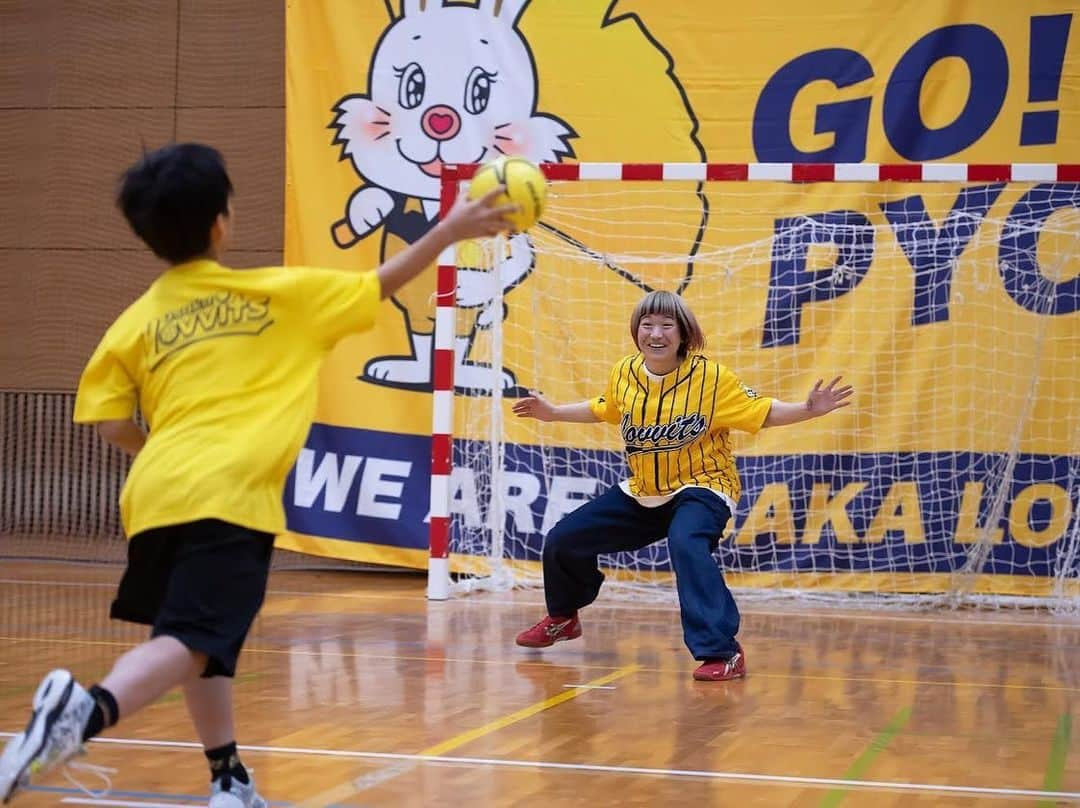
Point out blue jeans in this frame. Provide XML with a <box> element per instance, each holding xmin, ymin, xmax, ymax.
<box><xmin>542</xmin><ymin>485</ymin><xmax>740</xmax><ymax>660</ymax></box>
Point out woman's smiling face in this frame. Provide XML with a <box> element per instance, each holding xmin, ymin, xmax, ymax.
<box><xmin>637</xmin><ymin>314</ymin><xmax>681</xmax><ymax>374</ymax></box>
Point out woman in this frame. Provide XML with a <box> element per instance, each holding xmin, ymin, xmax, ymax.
<box><xmin>512</xmin><ymin>290</ymin><xmax>852</xmax><ymax>681</ymax></box>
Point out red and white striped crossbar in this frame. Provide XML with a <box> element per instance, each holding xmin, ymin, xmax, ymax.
<box><xmin>425</xmin><ymin>159</ymin><xmax>1078</xmax><ymax>599</ymax></box>
<box><xmin>443</xmin><ymin>161</ymin><xmax>1080</xmax><ymax>183</ymax></box>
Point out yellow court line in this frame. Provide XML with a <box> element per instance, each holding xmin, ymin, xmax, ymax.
<box><xmin>297</xmin><ymin>664</ymin><xmax>642</xmax><ymax>807</ymax></box>
<box><xmin>418</xmin><ymin>664</ymin><xmax>641</xmax><ymax>757</ymax></box>
<box><xmin>0</xmin><ymin>635</ymin><xmax>1077</xmax><ymax>694</ymax></box>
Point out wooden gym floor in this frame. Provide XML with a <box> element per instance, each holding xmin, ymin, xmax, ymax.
<box><xmin>0</xmin><ymin>560</ymin><xmax>1077</xmax><ymax>807</ymax></box>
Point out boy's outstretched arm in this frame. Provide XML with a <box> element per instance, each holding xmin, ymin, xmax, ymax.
<box><xmin>762</xmin><ymin>376</ymin><xmax>853</xmax><ymax>428</ymax></box>
<box><xmin>95</xmin><ymin>418</ymin><xmax>146</xmax><ymax>456</ymax></box>
<box><xmin>376</xmin><ymin>187</ymin><xmax>516</xmax><ymax>300</ymax></box>
<box><xmin>512</xmin><ymin>390</ymin><xmax>601</xmax><ymax>424</ymax></box>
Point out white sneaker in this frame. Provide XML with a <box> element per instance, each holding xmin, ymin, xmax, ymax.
<box><xmin>0</xmin><ymin>669</ymin><xmax>94</xmax><ymax>803</ymax></box>
<box><xmin>209</xmin><ymin>773</ymin><xmax>267</xmax><ymax>808</ymax></box>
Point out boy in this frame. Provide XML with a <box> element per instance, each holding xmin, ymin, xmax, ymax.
<box><xmin>0</xmin><ymin>143</ymin><xmax>512</xmax><ymax>806</ymax></box>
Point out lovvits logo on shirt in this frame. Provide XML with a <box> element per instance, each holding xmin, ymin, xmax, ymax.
<box><xmin>621</xmin><ymin>412</ymin><xmax>708</xmax><ymax>456</ymax></box>
<box><xmin>148</xmin><ymin>292</ymin><xmax>273</xmax><ymax>368</ymax></box>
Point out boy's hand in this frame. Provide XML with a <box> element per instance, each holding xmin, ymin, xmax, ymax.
<box><xmin>440</xmin><ymin>187</ymin><xmax>517</xmax><ymax>242</ymax></box>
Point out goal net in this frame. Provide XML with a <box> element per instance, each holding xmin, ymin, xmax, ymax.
<box><xmin>434</xmin><ymin>163</ymin><xmax>1080</xmax><ymax>612</ymax></box>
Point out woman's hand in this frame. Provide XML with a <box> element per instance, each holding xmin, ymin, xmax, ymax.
<box><xmin>805</xmin><ymin>376</ymin><xmax>854</xmax><ymax>415</ymax></box>
<box><xmin>512</xmin><ymin>390</ymin><xmax>558</xmax><ymax>422</ymax></box>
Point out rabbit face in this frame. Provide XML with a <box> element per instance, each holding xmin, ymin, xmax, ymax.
<box><xmin>332</xmin><ymin>2</ymin><xmax>574</xmax><ymax>201</ymax></box>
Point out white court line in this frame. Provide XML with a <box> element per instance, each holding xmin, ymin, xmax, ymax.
<box><xmin>2</xmin><ymin>579</ymin><xmax>1075</xmax><ymax>630</ymax></box>
<box><xmin>562</xmin><ymin>684</ymin><xmax>616</xmax><ymax>690</ymax></box>
<box><xmin>61</xmin><ymin>800</ymin><xmax>199</xmax><ymax>807</ymax></box>
<box><xmin>3</xmin><ymin>733</ymin><xmax>1075</xmax><ymax>801</ymax></box>
<box><xmin>0</xmin><ymin>579</ymin><xmax>117</xmax><ymax>589</ymax></box>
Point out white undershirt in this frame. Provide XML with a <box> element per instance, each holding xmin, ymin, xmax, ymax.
<box><xmin>618</xmin><ymin>480</ymin><xmax>738</xmax><ymax>513</ymax></box>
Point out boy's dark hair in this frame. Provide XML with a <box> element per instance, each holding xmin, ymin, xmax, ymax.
<box><xmin>117</xmin><ymin>143</ymin><xmax>233</xmax><ymax>264</ymax></box>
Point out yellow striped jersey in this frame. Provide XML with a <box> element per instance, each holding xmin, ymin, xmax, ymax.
<box><xmin>589</xmin><ymin>353</ymin><xmax>773</xmax><ymax>502</ymax></box>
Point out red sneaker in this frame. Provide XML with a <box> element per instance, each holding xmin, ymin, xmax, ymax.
<box><xmin>693</xmin><ymin>643</ymin><xmax>746</xmax><ymax>681</ymax></box>
<box><xmin>515</xmin><ymin>614</ymin><xmax>582</xmax><ymax>648</ymax></box>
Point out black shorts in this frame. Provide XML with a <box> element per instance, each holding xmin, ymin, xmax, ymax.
<box><xmin>111</xmin><ymin>519</ymin><xmax>274</xmax><ymax>678</ymax></box>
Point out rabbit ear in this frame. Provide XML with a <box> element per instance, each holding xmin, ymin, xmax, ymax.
<box><xmin>478</xmin><ymin>0</ymin><xmax>528</xmax><ymax>27</ymax></box>
<box><xmin>500</xmin><ymin>0</ymin><xmax>529</xmax><ymax>25</ymax></box>
<box><xmin>399</xmin><ymin>0</ymin><xmax>432</xmax><ymax>17</ymax></box>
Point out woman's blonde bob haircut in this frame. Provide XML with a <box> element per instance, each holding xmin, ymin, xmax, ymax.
<box><xmin>629</xmin><ymin>290</ymin><xmax>706</xmax><ymax>359</ymax></box>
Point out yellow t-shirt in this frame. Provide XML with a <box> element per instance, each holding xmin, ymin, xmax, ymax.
<box><xmin>589</xmin><ymin>353</ymin><xmax>773</xmax><ymax>503</ymax></box>
<box><xmin>74</xmin><ymin>259</ymin><xmax>380</xmax><ymax>537</ymax></box>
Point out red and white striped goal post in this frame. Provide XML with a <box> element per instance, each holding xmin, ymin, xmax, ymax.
<box><xmin>425</xmin><ymin>161</ymin><xmax>1078</xmax><ymax>599</ymax></box>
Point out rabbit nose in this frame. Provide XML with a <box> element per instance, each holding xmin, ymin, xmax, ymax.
<box><xmin>421</xmin><ymin>105</ymin><xmax>461</xmax><ymax>141</ymax></box>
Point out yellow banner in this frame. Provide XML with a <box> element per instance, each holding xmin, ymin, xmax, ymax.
<box><xmin>282</xmin><ymin>1</ymin><xmax>1079</xmax><ymax>590</ymax></box>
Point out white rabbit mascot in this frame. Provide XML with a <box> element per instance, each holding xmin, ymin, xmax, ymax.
<box><xmin>330</xmin><ymin>0</ymin><xmax>576</xmax><ymax>393</ymax></box>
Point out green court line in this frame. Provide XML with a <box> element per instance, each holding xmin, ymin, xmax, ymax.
<box><xmin>1038</xmin><ymin>713</ymin><xmax>1073</xmax><ymax>808</ymax></box>
<box><xmin>818</xmin><ymin>706</ymin><xmax>912</xmax><ymax>808</ymax></box>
